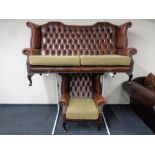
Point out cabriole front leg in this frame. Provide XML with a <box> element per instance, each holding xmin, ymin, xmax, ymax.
<box><xmin>27</xmin><ymin>74</ymin><xmax>34</xmax><ymax>86</ymax></box>
<box><xmin>63</xmin><ymin>122</ymin><xmax>67</xmax><ymax>132</ymax></box>
<box><xmin>127</xmin><ymin>72</ymin><xmax>133</xmax><ymax>84</ymax></box>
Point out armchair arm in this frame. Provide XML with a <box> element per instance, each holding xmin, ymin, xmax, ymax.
<box><xmin>117</xmin><ymin>48</ymin><xmax>137</xmax><ymax>57</ymax></box>
<box><xmin>93</xmin><ymin>93</ymin><xmax>106</xmax><ymax>106</ymax></box>
<box><xmin>59</xmin><ymin>93</ymin><xmax>69</xmax><ymax>106</ymax></box>
<box><xmin>22</xmin><ymin>48</ymin><xmax>40</xmax><ymax>56</ymax></box>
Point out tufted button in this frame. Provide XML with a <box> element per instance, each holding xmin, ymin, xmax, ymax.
<box><xmin>55</xmin><ymin>44</ymin><xmax>58</xmax><ymax>49</ymax></box>
<box><xmin>51</xmin><ymin>50</ymin><xmax>55</xmax><ymax>55</ymax></box>
<box><xmin>47</xmin><ymin>27</ymin><xmax>50</xmax><ymax>32</ymax></box>
<box><xmin>68</xmin><ymin>50</ymin><xmax>72</xmax><ymax>55</ymax></box>
<box><xmin>49</xmin><ymin>44</ymin><xmax>52</xmax><ymax>48</ymax></box>
<box><xmin>57</xmin><ymin>50</ymin><xmax>61</xmax><ymax>55</ymax></box>
<box><xmin>46</xmin><ymin>39</ymin><xmax>50</xmax><ymax>43</ymax></box>
<box><xmin>58</xmin><ymin>39</ymin><xmax>61</xmax><ymax>43</ymax></box>
<box><xmin>52</xmin><ymin>39</ymin><xmax>56</xmax><ymax>43</ymax></box>
<box><xmin>60</xmin><ymin>34</ymin><xmax>64</xmax><ymax>38</ymax></box>
<box><xmin>64</xmin><ymin>39</ymin><xmax>67</xmax><ymax>43</ymax></box>
<box><xmin>58</xmin><ymin>28</ymin><xmax>61</xmax><ymax>32</ymax></box>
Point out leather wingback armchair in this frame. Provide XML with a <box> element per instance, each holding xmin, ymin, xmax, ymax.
<box><xmin>59</xmin><ymin>73</ymin><xmax>106</xmax><ymax>132</ymax></box>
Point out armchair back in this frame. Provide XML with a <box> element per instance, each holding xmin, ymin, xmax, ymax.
<box><xmin>61</xmin><ymin>73</ymin><xmax>102</xmax><ymax>98</ymax></box>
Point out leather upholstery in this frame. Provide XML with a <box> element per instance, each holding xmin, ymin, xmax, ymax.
<box><xmin>69</xmin><ymin>73</ymin><xmax>93</xmax><ymax>98</ymax></box>
<box><xmin>22</xmin><ymin>21</ymin><xmax>137</xmax><ymax>87</ymax></box>
<box><xmin>123</xmin><ymin>77</ymin><xmax>155</xmax><ymax>132</ymax></box>
<box><xmin>59</xmin><ymin>73</ymin><xmax>106</xmax><ymax>122</ymax></box>
<box><xmin>40</xmin><ymin>22</ymin><xmax>117</xmax><ymax>56</ymax></box>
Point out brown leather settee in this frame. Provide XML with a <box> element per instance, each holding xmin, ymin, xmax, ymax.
<box><xmin>22</xmin><ymin>21</ymin><xmax>137</xmax><ymax>86</ymax></box>
<box><xmin>123</xmin><ymin>77</ymin><xmax>155</xmax><ymax>132</ymax></box>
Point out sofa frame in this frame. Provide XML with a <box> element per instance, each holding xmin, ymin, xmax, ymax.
<box><xmin>22</xmin><ymin>21</ymin><xmax>137</xmax><ymax>86</ymax></box>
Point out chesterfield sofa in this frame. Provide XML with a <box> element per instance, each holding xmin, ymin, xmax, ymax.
<box><xmin>123</xmin><ymin>75</ymin><xmax>155</xmax><ymax>132</ymax></box>
<box><xmin>22</xmin><ymin>21</ymin><xmax>137</xmax><ymax>86</ymax></box>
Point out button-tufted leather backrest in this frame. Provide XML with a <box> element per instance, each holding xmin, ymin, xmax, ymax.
<box><xmin>40</xmin><ymin>22</ymin><xmax>117</xmax><ymax>56</ymax></box>
<box><xmin>69</xmin><ymin>73</ymin><xmax>93</xmax><ymax>98</ymax></box>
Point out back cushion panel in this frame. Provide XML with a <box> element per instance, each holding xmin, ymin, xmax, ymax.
<box><xmin>69</xmin><ymin>73</ymin><xmax>93</xmax><ymax>98</ymax></box>
<box><xmin>41</xmin><ymin>22</ymin><xmax>117</xmax><ymax>56</ymax></box>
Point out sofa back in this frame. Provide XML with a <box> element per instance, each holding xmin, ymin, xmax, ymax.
<box><xmin>27</xmin><ymin>21</ymin><xmax>132</xmax><ymax>56</ymax></box>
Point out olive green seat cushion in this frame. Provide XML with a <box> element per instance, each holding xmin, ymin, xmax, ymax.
<box><xmin>29</xmin><ymin>56</ymin><xmax>80</xmax><ymax>66</ymax></box>
<box><xmin>66</xmin><ymin>98</ymin><xmax>99</xmax><ymax>120</ymax></box>
<box><xmin>80</xmin><ymin>55</ymin><xmax>131</xmax><ymax>66</ymax></box>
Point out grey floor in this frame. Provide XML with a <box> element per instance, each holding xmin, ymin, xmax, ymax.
<box><xmin>0</xmin><ymin>104</ymin><xmax>56</xmax><ymax>135</ymax></box>
<box><xmin>0</xmin><ymin>104</ymin><xmax>153</xmax><ymax>135</ymax></box>
<box><xmin>103</xmin><ymin>105</ymin><xmax>154</xmax><ymax>135</ymax></box>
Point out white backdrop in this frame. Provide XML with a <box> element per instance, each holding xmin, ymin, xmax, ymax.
<box><xmin>0</xmin><ymin>19</ymin><xmax>154</xmax><ymax>104</ymax></box>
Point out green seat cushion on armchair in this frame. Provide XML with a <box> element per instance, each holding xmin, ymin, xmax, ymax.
<box><xmin>80</xmin><ymin>55</ymin><xmax>131</xmax><ymax>66</ymax></box>
<box><xmin>66</xmin><ymin>98</ymin><xmax>99</xmax><ymax>120</ymax></box>
<box><xmin>29</xmin><ymin>55</ymin><xmax>80</xmax><ymax>66</ymax></box>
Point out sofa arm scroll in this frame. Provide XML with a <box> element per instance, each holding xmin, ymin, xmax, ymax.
<box><xmin>22</xmin><ymin>48</ymin><xmax>40</xmax><ymax>56</ymax></box>
<box><xmin>117</xmin><ymin>48</ymin><xmax>137</xmax><ymax>57</ymax></box>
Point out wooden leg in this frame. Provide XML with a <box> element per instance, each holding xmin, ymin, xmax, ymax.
<box><xmin>128</xmin><ymin>73</ymin><xmax>133</xmax><ymax>84</ymax></box>
<box><xmin>112</xmin><ymin>72</ymin><xmax>116</xmax><ymax>78</ymax></box>
<box><xmin>97</xmin><ymin>114</ymin><xmax>103</xmax><ymax>132</ymax></box>
<box><xmin>98</xmin><ymin>123</ymin><xmax>102</xmax><ymax>132</ymax></box>
<box><xmin>63</xmin><ymin>122</ymin><xmax>67</xmax><ymax>133</ymax></box>
<box><xmin>27</xmin><ymin>74</ymin><xmax>33</xmax><ymax>86</ymax></box>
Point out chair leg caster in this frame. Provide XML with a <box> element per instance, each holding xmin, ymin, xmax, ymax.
<box><xmin>63</xmin><ymin>129</ymin><xmax>67</xmax><ymax>133</ymax></box>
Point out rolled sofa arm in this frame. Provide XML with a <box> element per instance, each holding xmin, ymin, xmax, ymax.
<box><xmin>59</xmin><ymin>93</ymin><xmax>70</xmax><ymax>106</ymax></box>
<box><xmin>117</xmin><ymin>48</ymin><xmax>137</xmax><ymax>57</ymax></box>
<box><xmin>22</xmin><ymin>48</ymin><xmax>40</xmax><ymax>56</ymax></box>
<box><xmin>93</xmin><ymin>93</ymin><xmax>106</xmax><ymax>106</ymax></box>
<box><xmin>123</xmin><ymin>81</ymin><xmax>155</xmax><ymax>107</ymax></box>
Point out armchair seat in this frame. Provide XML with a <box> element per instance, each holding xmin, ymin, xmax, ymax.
<box><xmin>29</xmin><ymin>55</ymin><xmax>80</xmax><ymax>66</ymax></box>
<box><xmin>66</xmin><ymin>98</ymin><xmax>99</xmax><ymax>120</ymax></box>
<box><xmin>80</xmin><ymin>55</ymin><xmax>131</xmax><ymax>66</ymax></box>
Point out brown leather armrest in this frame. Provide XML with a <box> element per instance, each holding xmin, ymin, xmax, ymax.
<box><xmin>59</xmin><ymin>93</ymin><xmax>69</xmax><ymax>106</ymax></box>
<box><xmin>123</xmin><ymin>81</ymin><xmax>155</xmax><ymax>107</ymax></box>
<box><xmin>22</xmin><ymin>48</ymin><xmax>40</xmax><ymax>56</ymax></box>
<box><xmin>117</xmin><ymin>48</ymin><xmax>137</xmax><ymax>57</ymax></box>
<box><xmin>93</xmin><ymin>93</ymin><xmax>106</xmax><ymax>106</ymax></box>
